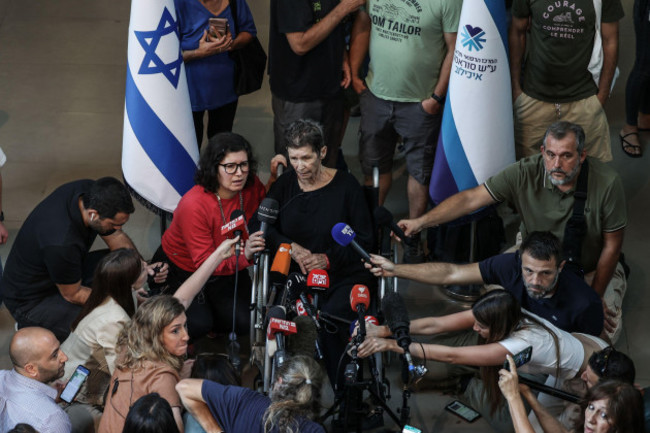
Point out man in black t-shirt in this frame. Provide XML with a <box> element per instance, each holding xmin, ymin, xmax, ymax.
<box><xmin>268</xmin><ymin>0</ymin><xmax>364</xmax><ymax>168</ymax></box>
<box><xmin>0</xmin><ymin>177</ymin><xmax>166</xmax><ymax>341</ymax></box>
<box><xmin>366</xmin><ymin>231</ymin><xmax>604</xmax><ymax>336</ymax></box>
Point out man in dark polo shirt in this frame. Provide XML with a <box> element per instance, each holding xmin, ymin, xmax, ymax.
<box><xmin>0</xmin><ymin>177</ymin><xmax>165</xmax><ymax>341</ymax></box>
<box><xmin>366</xmin><ymin>231</ymin><xmax>604</xmax><ymax>336</ymax></box>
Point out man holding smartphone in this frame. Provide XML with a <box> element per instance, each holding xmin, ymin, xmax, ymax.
<box><xmin>0</xmin><ymin>327</ymin><xmax>71</xmax><ymax>433</ymax></box>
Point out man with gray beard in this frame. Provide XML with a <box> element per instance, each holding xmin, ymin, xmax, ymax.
<box><xmin>367</xmin><ymin>231</ymin><xmax>604</xmax><ymax>336</ymax></box>
<box><xmin>397</xmin><ymin>121</ymin><xmax>626</xmax><ymax>343</ymax></box>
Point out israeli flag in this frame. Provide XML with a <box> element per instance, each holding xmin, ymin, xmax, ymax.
<box><xmin>122</xmin><ymin>0</ymin><xmax>199</xmax><ymax>214</ymax></box>
<box><xmin>429</xmin><ymin>0</ymin><xmax>515</xmax><ymax>205</ymax></box>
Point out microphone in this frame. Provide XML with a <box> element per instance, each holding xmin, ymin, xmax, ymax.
<box><xmin>382</xmin><ymin>292</ymin><xmax>416</xmax><ymax>376</ymax></box>
<box><xmin>307</xmin><ymin>269</ymin><xmax>329</xmax><ymax>309</ymax></box>
<box><xmin>266</xmin><ymin>306</ymin><xmax>296</xmax><ymax>367</ymax></box>
<box><xmin>350</xmin><ymin>284</ymin><xmax>371</xmax><ymax>337</ymax></box>
<box><xmin>281</xmin><ymin>272</ymin><xmax>306</xmax><ymax>308</ymax></box>
<box><xmin>221</xmin><ymin>210</ymin><xmax>249</xmax><ymax>257</ymax></box>
<box><xmin>331</xmin><ymin>222</ymin><xmax>372</xmax><ymax>262</ymax></box>
<box><xmin>288</xmin><ymin>316</ymin><xmax>321</xmax><ymax>359</ymax></box>
<box><xmin>255</xmin><ymin>198</ymin><xmax>279</xmax><ymax>259</ymax></box>
<box><xmin>290</xmin><ymin>286</ymin><xmax>321</xmax><ymax>332</ymax></box>
<box><xmin>270</xmin><ymin>243</ymin><xmax>291</xmax><ymax>275</ymax></box>
<box><xmin>374</xmin><ymin>206</ymin><xmax>414</xmax><ymax>246</ymax></box>
<box><xmin>268</xmin><ymin>244</ymin><xmax>292</xmax><ymax>305</ymax></box>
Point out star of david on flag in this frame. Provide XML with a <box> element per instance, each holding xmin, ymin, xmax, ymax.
<box><xmin>122</xmin><ymin>0</ymin><xmax>199</xmax><ymax>214</ymax></box>
<box><xmin>429</xmin><ymin>0</ymin><xmax>514</xmax><ymax>209</ymax></box>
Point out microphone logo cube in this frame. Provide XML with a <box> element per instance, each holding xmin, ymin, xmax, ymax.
<box><xmin>311</xmin><ymin>274</ymin><xmax>328</xmax><ymax>286</ymax></box>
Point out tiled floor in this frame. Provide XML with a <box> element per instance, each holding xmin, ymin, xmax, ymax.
<box><xmin>0</xmin><ymin>0</ymin><xmax>647</xmax><ymax>431</ymax></box>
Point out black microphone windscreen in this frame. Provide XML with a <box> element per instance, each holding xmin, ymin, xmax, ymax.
<box><xmin>285</xmin><ymin>272</ymin><xmax>307</xmax><ymax>302</ymax></box>
<box><xmin>258</xmin><ymin>198</ymin><xmax>280</xmax><ymax>223</ymax></box>
<box><xmin>266</xmin><ymin>305</ymin><xmax>286</xmax><ymax>324</ymax></box>
<box><xmin>288</xmin><ymin>316</ymin><xmax>319</xmax><ymax>358</ymax></box>
<box><xmin>373</xmin><ymin>206</ymin><xmax>393</xmax><ymax>226</ymax></box>
<box><xmin>382</xmin><ymin>292</ymin><xmax>410</xmax><ymax>330</ymax></box>
<box><xmin>230</xmin><ymin>209</ymin><xmax>245</xmax><ymax>221</ymax></box>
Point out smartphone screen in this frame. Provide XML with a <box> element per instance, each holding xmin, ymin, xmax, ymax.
<box><xmin>445</xmin><ymin>400</ymin><xmax>481</xmax><ymax>422</ymax></box>
<box><xmin>60</xmin><ymin>365</ymin><xmax>90</xmax><ymax>403</ymax></box>
<box><xmin>504</xmin><ymin>346</ymin><xmax>533</xmax><ymax>370</ymax></box>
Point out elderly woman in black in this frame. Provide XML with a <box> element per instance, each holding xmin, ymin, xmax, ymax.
<box><xmin>255</xmin><ymin>119</ymin><xmax>376</xmax><ymax>387</ymax></box>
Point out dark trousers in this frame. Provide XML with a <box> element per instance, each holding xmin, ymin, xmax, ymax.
<box><xmin>151</xmin><ymin>246</ymin><xmax>251</xmax><ymax>340</ymax></box>
<box><xmin>625</xmin><ymin>0</ymin><xmax>650</xmax><ymax>125</ymax></box>
<box><xmin>6</xmin><ymin>249</ymin><xmax>109</xmax><ymax>342</ymax></box>
<box><xmin>192</xmin><ymin>100</ymin><xmax>239</xmax><ymax>148</ymax></box>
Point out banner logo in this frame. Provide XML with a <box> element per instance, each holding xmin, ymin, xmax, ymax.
<box><xmin>461</xmin><ymin>24</ymin><xmax>486</xmax><ymax>52</ymax></box>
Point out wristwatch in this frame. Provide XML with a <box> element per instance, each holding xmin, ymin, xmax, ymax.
<box><xmin>431</xmin><ymin>93</ymin><xmax>445</xmax><ymax>105</ymax></box>
<box><xmin>0</xmin><ymin>211</ymin><xmax>4</xmax><ymax>222</ymax></box>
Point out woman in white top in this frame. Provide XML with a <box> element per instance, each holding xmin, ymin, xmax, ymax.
<box><xmin>357</xmin><ymin>290</ymin><xmax>607</xmax><ymax>415</ymax></box>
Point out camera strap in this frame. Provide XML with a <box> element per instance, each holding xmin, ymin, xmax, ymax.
<box><xmin>561</xmin><ymin>159</ymin><xmax>589</xmax><ymax>276</ymax></box>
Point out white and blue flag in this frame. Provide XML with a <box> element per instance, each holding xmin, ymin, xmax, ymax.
<box><xmin>429</xmin><ymin>0</ymin><xmax>515</xmax><ymax>206</ymax></box>
<box><xmin>122</xmin><ymin>0</ymin><xmax>199</xmax><ymax>214</ymax></box>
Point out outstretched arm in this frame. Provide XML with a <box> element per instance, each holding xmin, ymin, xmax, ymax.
<box><xmin>397</xmin><ymin>185</ymin><xmax>496</xmax><ymax>236</ymax></box>
<box><xmin>366</xmin><ymin>254</ymin><xmax>483</xmax><ymax>286</ymax></box>
<box><xmin>176</xmin><ymin>379</ymin><xmax>224</xmax><ymax>433</ymax></box>
<box><xmin>174</xmin><ymin>237</ymin><xmax>239</xmax><ymax>309</ymax></box>
<box><xmin>358</xmin><ymin>336</ymin><xmax>509</xmax><ymax>367</ymax></box>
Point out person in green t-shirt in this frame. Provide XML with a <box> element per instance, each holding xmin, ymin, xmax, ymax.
<box><xmin>509</xmin><ymin>0</ymin><xmax>624</xmax><ymax>163</ymax></box>
<box><xmin>349</xmin><ymin>0</ymin><xmax>462</xmax><ymax>263</ymax></box>
<box><xmin>396</xmin><ymin>121</ymin><xmax>627</xmax><ymax>344</ymax></box>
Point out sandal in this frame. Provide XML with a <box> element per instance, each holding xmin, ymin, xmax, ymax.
<box><xmin>620</xmin><ymin>132</ymin><xmax>642</xmax><ymax>158</ymax></box>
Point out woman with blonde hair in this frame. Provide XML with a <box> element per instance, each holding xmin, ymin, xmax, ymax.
<box><xmin>98</xmin><ymin>237</ymin><xmax>240</xmax><ymax>433</ymax></box>
<box><xmin>177</xmin><ymin>355</ymin><xmax>325</xmax><ymax>433</ymax></box>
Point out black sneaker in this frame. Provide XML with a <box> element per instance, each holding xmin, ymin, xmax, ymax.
<box><xmin>403</xmin><ymin>235</ymin><xmax>424</xmax><ymax>264</ymax></box>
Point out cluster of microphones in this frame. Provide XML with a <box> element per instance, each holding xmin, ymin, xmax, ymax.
<box><xmin>220</xmin><ymin>197</ymin><xmax>426</xmax><ymax>382</ymax></box>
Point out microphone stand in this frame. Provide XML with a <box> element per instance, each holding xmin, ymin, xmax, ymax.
<box><xmin>321</xmin><ymin>324</ymin><xmax>407</xmax><ymax>433</ymax></box>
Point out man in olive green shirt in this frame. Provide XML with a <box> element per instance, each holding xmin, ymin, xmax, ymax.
<box><xmin>398</xmin><ymin>121</ymin><xmax>626</xmax><ymax>343</ymax></box>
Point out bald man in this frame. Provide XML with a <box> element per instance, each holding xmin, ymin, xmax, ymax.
<box><xmin>0</xmin><ymin>327</ymin><xmax>71</xmax><ymax>433</ymax></box>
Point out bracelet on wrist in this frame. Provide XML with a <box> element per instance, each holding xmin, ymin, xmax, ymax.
<box><xmin>431</xmin><ymin>93</ymin><xmax>445</xmax><ymax>105</ymax></box>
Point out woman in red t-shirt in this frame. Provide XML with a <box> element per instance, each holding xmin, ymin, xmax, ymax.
<box><xmin>151</xmin><ymin>132</ymin><xmax>266</xmax><ymax>340</ymax></box>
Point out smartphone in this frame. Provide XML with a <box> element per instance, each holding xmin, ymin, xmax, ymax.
<box><xmin>504</xmin><ymin>345</ymin><xmax>533</xmax><ymax>371</ymax></box>
<box><xmin>209</xmin><ymin>17</ymin><xmax>229</xmax><ymax>38</ymax></box>
<box><xmin>402</xmin><ymin>426</ymin><xmax>422</xmax><ymax>433</ymax></box>
<box><xmin>60</xmin><ymin>365</ymin><xmax>90</xmax><ymax>404</ymax></box>
<box><xmin>445</xmin><ymin>400</ymin><xmax>481</xmax><ymax>423</ymax></box>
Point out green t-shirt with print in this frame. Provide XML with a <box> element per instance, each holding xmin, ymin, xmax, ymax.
<box><xmin>512</xmin><ymin>0</ymin><xmax>624</xmax><ymax>103</ymax></box>
<box><xmin>365</xmin><ymin>0</ymin><xmax>462</xmax><ymax>102</ymax></box>
<box><xmin>484</xmin><ymin>154</ymin><xmax>626</xmax><ymax>273</ymax></box>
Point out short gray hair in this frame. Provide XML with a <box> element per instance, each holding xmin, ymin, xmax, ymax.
<box><xmin>542</xmin><ymin>121</ymin><xmax>585</xmax><ymax>154</ymax></box>
<box><xmin>284</xmin><ymin>119</ymin><xmax>325</xmax><ymax>154</ymax></box>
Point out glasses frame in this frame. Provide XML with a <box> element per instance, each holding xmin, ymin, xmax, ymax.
<box><xmin>219</xmin><ymin>161</ymin><xmax>250</xmax><ymax>174</ymax></box>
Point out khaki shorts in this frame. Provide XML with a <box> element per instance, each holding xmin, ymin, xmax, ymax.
<box><xmin>513</xmin><ymin>93</ymin><xmax>612</xmax><ymax>162</ymax></box>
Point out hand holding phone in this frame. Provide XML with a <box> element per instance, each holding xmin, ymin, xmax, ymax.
<box><xmin>60</xmin><ymin>365</ymin><xmax>90</xmax><ymax>404</ymax></box>
<box><xmin>503</xmin><ymin>346</ymin><xmax>533</xmax><ymax>371</ymax></box>
<box><xmin>209</xmin><ymin>17</ymin><xmax>229</xmax><ymax>39</ymax></box>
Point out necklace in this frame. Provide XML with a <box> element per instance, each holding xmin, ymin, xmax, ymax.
<box><xmin>215</xmin><ymin>191</ymin><xmax>244</xmax><ymax>223</ymax></box>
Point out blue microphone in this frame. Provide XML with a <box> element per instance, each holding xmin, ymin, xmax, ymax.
<box><xmin>331</xmin><ymin>222</ymin><xmax>372</xmax><ymax>262</ymax></box>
